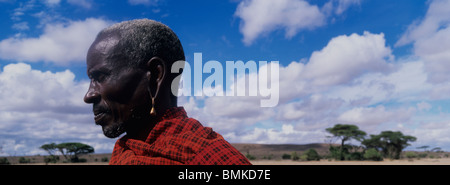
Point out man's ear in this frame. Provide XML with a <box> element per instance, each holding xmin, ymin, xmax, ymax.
<box><xmin>146</xmin><ymin>57</ymin><xmax>166</xmax><ymax>96</ymax></box>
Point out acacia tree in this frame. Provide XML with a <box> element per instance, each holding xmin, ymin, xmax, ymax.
<box><xmin>40</xmin><ymin>142</ymin><xmax>94</xmax><ymax>162</ymax></box>
<box><xmin>56</xmin><ymin>143</ymin><xmax>94</xmax><ymax>162</ymax></box>
<box><xmin>416</xmin><ymin>145</ymin><xmax>430</xmax><ymax>152</ymax></box>
<box><xmin>326</xmin><ymin>124</ymin><xmax>367</xmax><ymax>160</ymax></box>
<box><xmin>40</xmin><ymin>143</ymin><xmax>58</xmax><ymax>156</ymax></box>
<box><xmin>362</xmin><ymin>131</ymin><xmax>416</xmax><ymax>159</ymax></box>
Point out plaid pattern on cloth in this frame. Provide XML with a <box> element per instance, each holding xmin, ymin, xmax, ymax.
<box><xmin>109</xmin><ymin>107</ymin><xmax>251</xmax><ymax>165</ymax></box>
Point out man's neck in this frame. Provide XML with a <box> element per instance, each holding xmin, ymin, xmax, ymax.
<box><xmin>126</xmin><ymin>119</ymin><xmax>156</xmax><ymax>141</ymax></box>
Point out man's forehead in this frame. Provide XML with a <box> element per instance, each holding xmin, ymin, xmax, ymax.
<box><xmin>91</xmin><ymin>35</ymin><xmax>120</xmax><ymax>55</ymax></box>
<box><xmin>87</xmin><ymin>35</ymin><xmax>120</xmax><ymax>69</ymax></box>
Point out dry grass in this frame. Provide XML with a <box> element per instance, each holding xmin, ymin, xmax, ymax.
<box><xmin>250</xmin><ymin>158</ymin><xmax>450</xmax><ymax>165</ymax></box>
<box><xmin>3</xmin><ymin>143</ymin><xmax>449</xmax><ymax>165</ymax></box>
<box><xmin>18</xmin><ymin>159</ymin><xmax>450</xmax><ymax>165</ymax></box>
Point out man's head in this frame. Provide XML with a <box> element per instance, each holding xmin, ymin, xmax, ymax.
<box><xmin>84</xmin><ymin>19</ymin><xmax>185</xmax><ymax>138</ymax></box>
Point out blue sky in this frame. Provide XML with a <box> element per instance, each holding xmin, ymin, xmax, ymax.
<box><xmin>1</xmin><ymin>0</ymin><xmax>450</xmax><ymax>156</ymax></box>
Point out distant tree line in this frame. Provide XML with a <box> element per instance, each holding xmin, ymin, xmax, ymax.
<box><xmin>281</xmin><ymin>149</ymin><xmax>322</xmax><ymax>161</ymax></box>
<box><xmin>40</xmin><ymin>142</ymin><xmax>94</xmax><ymax>164</ymax></box>
<box><xmin>326</xmin><ymin>124</ymin><xmax>417</xmax><ymax>161</ymax></box>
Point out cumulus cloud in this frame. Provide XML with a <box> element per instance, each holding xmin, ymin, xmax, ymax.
<box><xmin>326</xmin><ymin>60</ymin><xmax>432</xmax><ymax>105</ymax></box>
<box><xmin>178</xmin><ymin>29</ymin><xmax>449</xmax><ymax>148</ymax></box>
<box><xmin>0</xmin><ymin>63</ymin><xmax>89</xmax><ymax>112</ymax></box>
<box><xmin>224</xmin><ymin>124</ymin><xmax>326</xmax><ymax>144</ymax></box>
<box><xmin>0</xmin><ymin>18</ymin><xmax>113</xmax><ymax>65</ymax></box>
<box><xmin>396</xmin><ymin>0</ymin><xmax>450</xmax><ymax>83</ymax></box>
<box><xmin>277</xmin><ymin>94</ymin><xmax>344</xmax><ymax>124</ymax></box>
<box><xmin>234</xmin><ymin>0</ymin><xmax>363</xmax><ymax>45</ymax></box>
<box><xmin>180</xmin><ymin>95</ymin><xmax>275</xmax><ymax>134</ymax></box>
<box><xmin>272</xmin><ymin>31</ymin><xmax>393</xmax><ymax>102</ymax></box>
<box><xmin>235</xmin><ymin>0</ymin><xmax>325</xmax><ymax>45</ymax></box>
<box><xmin>338</xmin><ymin>105</ymin><xmax>415</xmax><ymax>128</ymax></box>
<box><xmin>179</xmin><ymin>31</ymin><xmax>398</xmax><ymax>141</ymax></box>
<box><xmin>303</xmin><ymin>31</ymin><xmax>393</xmax><ymax>86</ymax></box>
<box><xmin>0</xmin><ymin>63</ymin><xmax>115</xmax><ymax>155</ymax></box>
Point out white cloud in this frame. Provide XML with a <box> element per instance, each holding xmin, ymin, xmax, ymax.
<box><xmin>0</xmin><ymin>18</ymin><xmax>113</xmax><ymax>65</ymax></box>
<box><xmin>204</xmin><ymin>96</ymin><xmax>264</xmax><ymax>118</ymax></box>
<box><xmin>409</xmin><ymin>121</ymin><xmax>450</xmax><ymax>149</ymax></box>
<box><xmin>178</xmin><ymin>29</ymin><xmax>450</xmax><ymax>149</ymax></box>
<box><xmin>429</xmin><ymin>81</ymin><xmax>450</xmax><ymax>100</ymax></box>
<box><xmin>338</xmin><ymin>105</ymin><xmax>415</xmax><ymax>128</ymax></box>
<box><xmin>11</xmin><ymin>1</ymin><xmax>35</xmax><ymax>21</ymax></box>
<box><xmin>415</xmin><ymin>27</ymin><xmax>450</xmax><ymax>83</ymax></box>
<box><xmin>417</xmin><ymin>101</ymin><xmax>432</xmax><ymax>111</ymax></box>
<box><xmin>234</xmin><ymin>0</ymin><xmax>363</xmax><ymax>45</ymax></box>
<box><xmin>42</xmin><ymin>0</ymin><xmax>92</xmax><ymax>8</ymax></box>
<box><xmin>277</xmin><ymin>102</ymin><xmax>306</xmax><ymax>121</ymax></box>
<box><xmin>334</xmin><ymin>0</ymin><xmax>361</xmax><ymax>15</ymax></box>
<box><xmin>0</xmin><ymin>63</ymin><xmax>88</xmax><ymax>112</ymax></box>
<box><xmin>179</xmin><ymin>32</ymin><xmax>401</xmax><ymax>142</ymax></box>
<box><xmin>396</xmin><ymin>0</ymin><xmax>450</xmax><ymax>46</ymax></box>
<box><xmin>43</xmin><ymin>0</ymin><xmax>61</xmax><ymax>7</ymax></box>
<box><xmin>303</xmin><ymin>31</ymin><xmax>393</xmax><ymax>86</ymax></box>
<box><xmin>12</xmin><ymin>22</ymin><xmax>29</xmax><ymax>30</ymax></box>
<box><xmin>224</xmin><ymin>124</ymin><xmax>326</xmax><ymax>144</ymax></box>
<box><xmin>326</xmin><ymin>60</ymin><xmax>432</xmax><ymax>104</ymax></box>
<box><xmin>67</xmin><ymin>0</ymin><xmax>93</xmax><ymax>9</ymax></box>
<box><xmin>235</xmin><ymin>0</ymin><xmax>325</xmax><ymax>45</ymax></box>
<box><xmin>128</xmin><ymin>0</ymin><xmax>159</xmax><ymax>6</ymax></box>
<box><xmin>276</xmin><ymin>94</ymin><xmax>344</xmax><ymax>124</ymax></box>
<box><xmin>396</xmin><ymin>0</ymin><xmax>450</xmax><ymax>83</ymax></box>
<box><xmin>323</xmin><ymin>0</ymin><xmax>362</xmax><ymax>15</ymax></box>
<box><xmin>275</xmin><ymin>31</ymin><xmax>393</xmax><ymax>102</ymax></box>
<box><xmin>277</xmin><ymin>61</ymin><xmax>307</xmax><ymax>102</ymax></box>
<box><xmin>0</xmin><ymin>63</ymin><xmax>115</xmax><ymax>156</ymax></box>
<box><xmin>180</xmin><ymin>95</ymin><xmax>275</xmax><ymax>134</ymax></box>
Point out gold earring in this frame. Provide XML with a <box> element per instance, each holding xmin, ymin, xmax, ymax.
<box><xmin>150</xmin><ymin>97</ymin><xmax>156</xmax><ymax>116</ymax></box>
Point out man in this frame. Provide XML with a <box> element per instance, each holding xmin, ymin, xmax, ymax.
<box><xmin>84</xmin><ymin>19</ymin><xmax>251</xmax><ymax>165</ymax></box>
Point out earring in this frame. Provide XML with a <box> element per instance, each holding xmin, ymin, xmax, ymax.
<box><xmin>150</xmin><ymin>97</ymin><xmax>156</xmax><ymax>116</ymax></box>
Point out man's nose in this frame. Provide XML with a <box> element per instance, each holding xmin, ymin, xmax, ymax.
<box><xmin>84</xmin><ymin>84</ymin><xmax>100</xmax><ymax>104</ymax></box>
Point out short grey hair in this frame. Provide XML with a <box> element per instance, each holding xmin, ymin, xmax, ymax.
<box><xmin>98</xmin><ymin>19</ymin><xmax>185</xmax><ymax>71</ymax></box>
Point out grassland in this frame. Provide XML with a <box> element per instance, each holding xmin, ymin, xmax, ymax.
<box><xmin>2</xmin><ymin>143</ymin><xmax>449</xmax><ymax>165</ymax></box>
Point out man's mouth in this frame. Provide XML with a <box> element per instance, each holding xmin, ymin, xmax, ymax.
<box><xmin>93</xmin><ymin>106</ymin><xmax>110</xmax><ymax>125</ymax></box>
<box><xmin>94</xmin><ymin>112</ymin><xmax>106</xmax><ymax>119</ymax></box>
<box><xmin>94</xmin><ymin>111</ymin><xmax>107</xmax><ymax>124</ymax></box>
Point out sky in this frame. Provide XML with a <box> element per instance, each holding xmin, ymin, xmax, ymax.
<box><xmin>1</xmin><ymin>0</ymin><xmax>450</xmax><ymax>156</ymax></box>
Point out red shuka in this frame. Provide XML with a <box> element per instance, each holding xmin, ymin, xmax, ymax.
<box><xmin>109</xmin><ymin>107</ymin><xmax>251</xmax><ymax>165</ymax></box>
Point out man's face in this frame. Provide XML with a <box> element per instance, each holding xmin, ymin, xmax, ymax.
<box><xmin>84</xmin><ymin>35</ymin><xmax>149</xmax><ymax>138</ymax></box>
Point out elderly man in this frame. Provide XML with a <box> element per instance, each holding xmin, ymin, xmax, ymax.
<box><xmin>83</xmin><ymin>19</ymin><xmax>251</xmax><ymax>165</ymax></box>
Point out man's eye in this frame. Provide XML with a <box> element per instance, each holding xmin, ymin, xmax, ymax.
<box><xmin>91</xmin><ymin>73</ymin><xmax>108</xmax><ymax>82</ymax></box>
<box><xmin>97</xmin><ymin>74</ymin><xmax>107</xmax><ymax>82</ymax></box>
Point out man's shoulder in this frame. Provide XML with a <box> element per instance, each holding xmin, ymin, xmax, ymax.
<box><xmin>186</xmin><ymin>137</ymin><xmax>252</xmax><ymax>165</ymax></box>
<box><xmin>155</xmin><ymin>108</ymin><xmax>251</xmax><ymax>165</ymax></box>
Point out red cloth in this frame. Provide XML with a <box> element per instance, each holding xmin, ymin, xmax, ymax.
<box><xmin>109</xmin><ymin>107</ymin><xmax>251</xmax><ymax>165</ymax></box>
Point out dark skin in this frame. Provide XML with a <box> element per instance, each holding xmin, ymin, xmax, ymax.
<box><xmin>84</xmin><ymin>32</ymin><xmax>175</xmax><ymax>141</ymax></box>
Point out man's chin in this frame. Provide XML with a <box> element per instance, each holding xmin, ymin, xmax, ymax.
<box><xmin>102</xmin><ymin>123</ymin><xmax>126</xmax><ymax>138</ymax></box>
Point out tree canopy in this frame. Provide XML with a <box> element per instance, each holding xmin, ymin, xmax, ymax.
<box><xmin>326</xmin><ymin>124</ymin><xmax>417</xmax><ymax>161</ymax></box>
<box><xmin>326</xmin><ymin>124</ymin><xmax>367</xmax><ymax>144</ymax></box>
<box><xmin>326</xmin><ymin>124</ymin><xmax>366</xmax><ymax>160</ymax></box>
<box><xmin>40</xmin><ymin>143</ymin><xmax>58</xmax><ymax>156</ymax></box>
<box><xmin>40</xmin><ymin>142</ymin><xmax>94</xmax><ymax>162</ymax></box>
<box><xmin>362</xmin><ymin>131</ymin><xmax>416</xmax><ymax>159</ymax></box>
